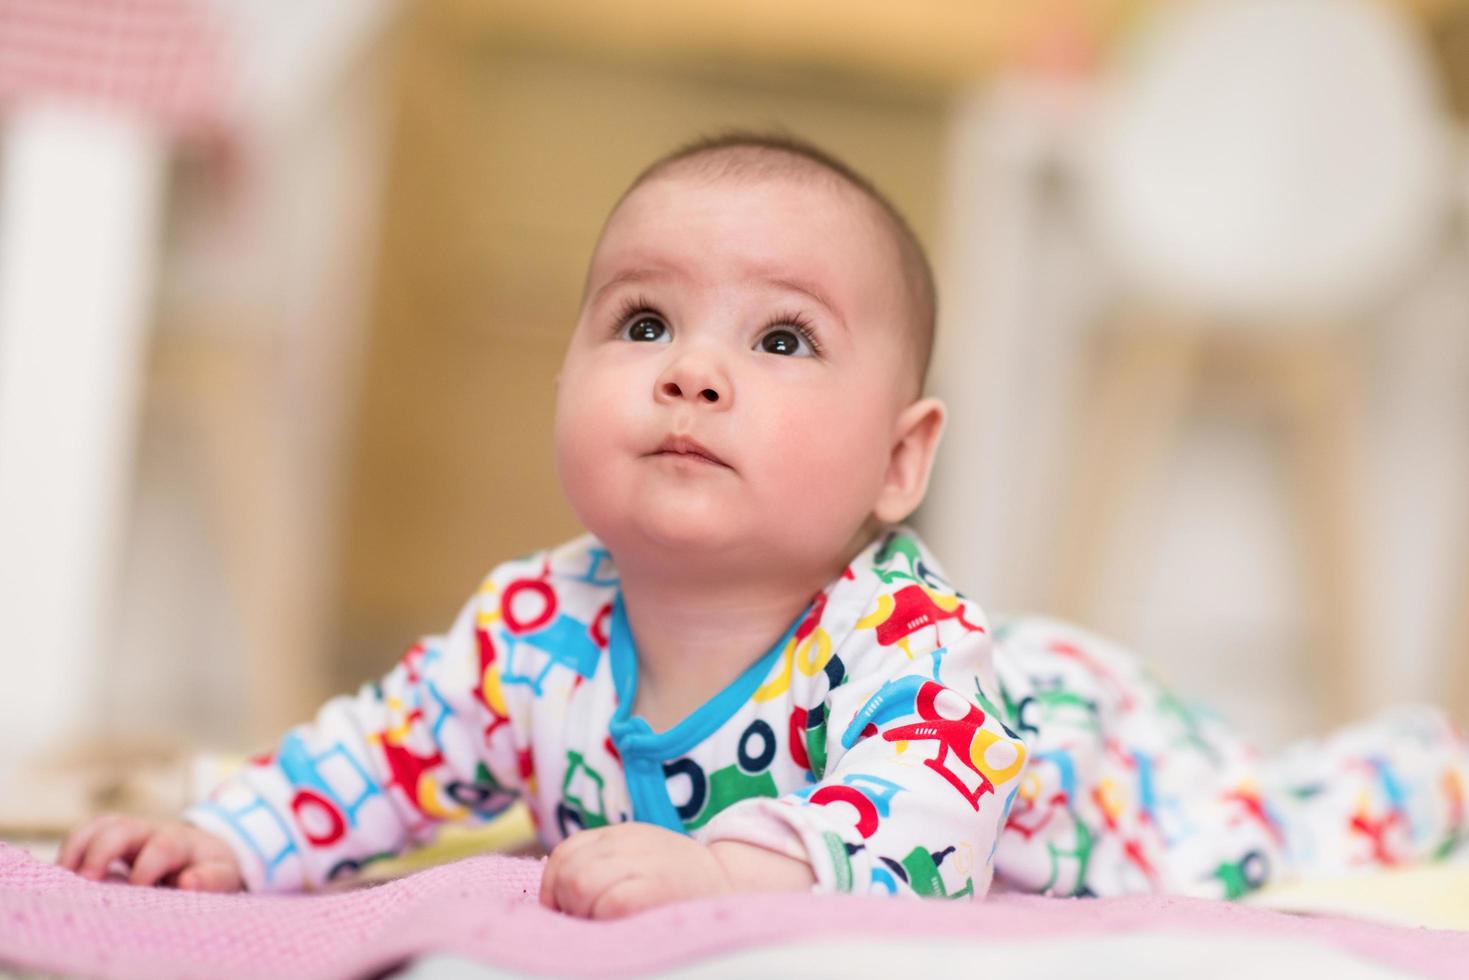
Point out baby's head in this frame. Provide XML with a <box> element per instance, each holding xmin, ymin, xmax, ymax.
<box><xmin>554</xmin><ymin>132</ymin><xmax>946</xmax><ymax>584</ymax></box>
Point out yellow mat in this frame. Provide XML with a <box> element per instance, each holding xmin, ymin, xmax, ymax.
<box><xmin>344</xmin><ymin>805</ymin><xmax>540</xmax><ymax>885</ymax></box>
<box><xmin>1245</xmin><ymin>862</ymin><xmax>1469</xmax><ymax>931</ymax></box>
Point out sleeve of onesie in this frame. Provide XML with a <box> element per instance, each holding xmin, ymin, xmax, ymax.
<box><xmin>182</xmin><ymin>573</ymin><xmax>525</xmax><ymax>892</ymax></box>
<box><xmin>694</xmin><ymin>597</ymin><xmax>1027</xmax><ymax>899</ymax></box>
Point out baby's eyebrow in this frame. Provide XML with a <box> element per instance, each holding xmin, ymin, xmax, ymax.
<box><xmin>765</xmin><ymin>276</ymin><xmax>846</xmax><ymax>332</ymax></box>
<box><xmin>588</xmin><ymin>266</ymin><xmax>681</xmax><ymax>308</ymax></box>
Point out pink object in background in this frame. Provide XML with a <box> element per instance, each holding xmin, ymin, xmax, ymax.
<box><xmin>0</xmin><ymin>0</ymin><xmax>228</xmax><ymax>132</ymax></box>
<box><xmin>2</xmin><ymin>842</ymin><xmax>1468</xmax><ymax>979</ymax></box>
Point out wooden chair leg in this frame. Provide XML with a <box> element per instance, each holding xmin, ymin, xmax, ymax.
<box><xmin>1272</xmin><ymin>331</ymin><xmax>1364</xmax><ymax>727</ymax></box>
<box><xmin>1053</xmin><ymin>314</ymin><xmax>1366</xmax><ymax>729</ymax></box>
<box><xmin>152</xmin><ymin>336</ymin><xmax>332</xmax><ymax>747</ymax></box>
<box><xmin>1451</xmin><ymin>558</ymin><xmax>1469</xmax><ymax>723</ymax></box>
<box><xmin>1051</xmin><ymin>314</ymin><xmax>1202</xmax><ymax>628</ymax></box>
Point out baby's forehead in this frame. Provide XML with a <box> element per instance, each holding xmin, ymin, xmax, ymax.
<box><xmin>586</xmin><ymin>185</ymin><xmax>897</xmax><ymax>343</ymax></box>
<box><xmin>626</xmin><ymin>162</ymin><xmax>884</xmax><ymax>233</ymax></box>
<box><xmin>597</xmin><ymin>168</ymin><xmax>902</xmax><ymax>282</ymax></box>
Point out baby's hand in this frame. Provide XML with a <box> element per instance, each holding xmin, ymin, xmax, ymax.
<box><xmin>539</xmin><ymin>823</ymin><xmax>731</xmax><ymax>919</ymax></box>
<box><xmin>56</xmin><ymin>813</ymin><xmax>244</xmax><ymax>891</ymax></box>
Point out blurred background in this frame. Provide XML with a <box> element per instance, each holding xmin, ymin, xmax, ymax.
<box><xmin>0</xmin><ymin>0</ymin><xmax>1467</xmax><ymax>835</ymax></box>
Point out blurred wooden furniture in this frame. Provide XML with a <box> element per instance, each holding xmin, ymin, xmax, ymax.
<box><xmin>0</xmin><ymin>107</ymin><xmax>174</xmax><ymax>780</ymax></box>
<box><xmin>1454</xmin><ymin>564</ymin><xmax>1469</xmax><ymax>722</ymax></box>
<box><xmin>144</xmin><ymin>332</ymin><xmax>339</xmax><ymax>744</ymax></box>
<box><xmin>1052</xmin><ymin>312</ymin><xmax>1365</xmax><ymax>726</ymax></box>
<box><xmin>428</xmin><ymin>0</ymin><xmax>1454</xmax><ymax>89</ymax></box>
<box><xmin>110</xmin><ymin>4</ymin><xmax>398</xmax><ymax>748</ymax></box>
<box><xmin>1060</xmin><ymin>0</ymin><xmax>1453</xmax><ymax>728</ymax></box>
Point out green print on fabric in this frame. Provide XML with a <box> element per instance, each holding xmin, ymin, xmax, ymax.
<box><xmin>1033</xmin><ymin>684</ymin><xmax>1103</xmax><ymax>736</ymax></box>
<box><xmin>670</xmin><ymin>719</ymin><xmax>784</xmax><ymax>830</ymax></box>
<box><xmin>899</xmin><ymin>846</ymin><xmax>946</xmax><ymax>896</ymax></box>
<box><xmin>1043</xmin><ymin>814</ymin><xmax>1095</xmax><ymax>896</ymax></box>
<box><xmin>326</xmin><ymin>848</ymin><xmax>398</xmax><ymax>882</ymax></box>
<box><xmin>1211</xmin><ymin>850</ymin><xmax>1270</xmax><ymax>899</ymax></box>
<box><xmin>971</xmin><ymin>679</ymin><xmax>1023</xmax><ymax>743</ymax></box>
<box><xmin>474</xmin><ymin>761</ymin><xmax>502</xmax><ymax>791</ymax></box>
<box><xmin>561</xmin><ymin>751</ymin><xmax>610</xmax><ymax>830</ymax></box>
<box><xmin>682</xmin><ymin>764</ymin><xmax>779</xmax><ymax>831</ymax></box>
<box><xmin>993</xmin><ymin>675</ymin><xmax>1040</xmax><ymax>742</ymax></box>
<box><xmin>1424</xmin><ymin>767</ymin><xmax>1462</xmax><ymax>861</ymax></box>
<box><xmin>823</xmin><ymin>831</ymin><xmax>854</xmax><ymax>892</ymax></box>
<box><xmin>872</xmin><ymin>532</ymin><xmax>925</xmax><ymax>585</ymax></box>
<box><xmin>468</xmin><ymin>761</ymin><xmax>509</xmax><ymax>800</ymax></box>
<box><xmin>1154</xmin><ymin>689</ymin><xmax>1223</xmax><ymax>764</ymax></box>
<box><xmin>883</xmin><ymin>846</ymin><xmax>976</xmax><ymax>898</ymax></box>
<box><xmin>806</xmin><ymin>719</ymin><xmax>828</xmax><ymax>780</ymax></box>
<box><xmin>802</xmin><ymin>654</ymin><xmax>847</xmax><ymax>781</ymax></box>
<box><xmin>445</xmin><ymin>761</ymin><xmax>515</xmax><ymax>817</ymax></box>
<box><xmin>972</xmin><ymin>679</ymin><xmax>1002</xmax><ymax>719</ymax></box>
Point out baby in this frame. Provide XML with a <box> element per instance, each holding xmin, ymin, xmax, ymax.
<box><xmin>58</xmin><ymin>133</ymin><xmax>1469</xmax><ymax>917</ymax></box>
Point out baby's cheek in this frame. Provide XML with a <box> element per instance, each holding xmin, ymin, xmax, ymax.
<box><xmin>553</xmin><ymin>402</ymin><xmax>619</xmax><ymax>515</ymax></box>
<box><xmin>777</xmin><ymin>416</ymin><xmax>888</xmax><ymax>520</ymax></box>
<box><xmin>798</xmin><ymin>408</ymin><xmax>887</xmax><ymax>480</ymax></box>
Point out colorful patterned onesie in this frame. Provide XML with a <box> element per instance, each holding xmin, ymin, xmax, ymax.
<box><xmin>184</xmin><ymin>528</ymin><xmax>1469</xmax><ymax>899</ymax></box>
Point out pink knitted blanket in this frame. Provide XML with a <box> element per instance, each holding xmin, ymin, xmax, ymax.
<box><xmin>1</xmin><ymin>842</ymin><xmax>1464</xmax><ymax>979</ymax></box>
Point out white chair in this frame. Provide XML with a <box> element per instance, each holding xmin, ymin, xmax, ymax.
<box><xmin>1056</xmin><ymin>0</ymin><xmax>1455</xmax><ymax>725</ymax></box>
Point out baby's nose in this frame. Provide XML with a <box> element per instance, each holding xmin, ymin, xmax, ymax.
<box><xmin>654</xmin><ymin>354</ymin><xmax>732</xmax><ymax>409</ymax></box>
<box><xmin>660</xmin><ymin>380</ymin><xmax>720</xmax><ymax>403</ymax></box>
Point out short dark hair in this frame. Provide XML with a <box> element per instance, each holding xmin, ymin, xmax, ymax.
<box><xmin>617</xmin><ymin>130</ymin><xmax>936</xmax><ymax>393</ymax></box>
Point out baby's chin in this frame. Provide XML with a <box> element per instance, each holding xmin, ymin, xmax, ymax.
<box><xmin>575</xmin><ymin>496</ymin><xmax>764</xmax><ymax>577</ymax></box>
<box><xmin>596</xmin><ymin>507</ymin><xmax>863</xmax><ymax>591</ymax></box>
<box><xmin>562</xmin><ymin>474</ymin><xmax>859</xmax><ymax>581</ymax></box>
<box><xmin>612</xmin><ymin>502</ymin><xmax>747</xmax><ymax>563</ymax></box>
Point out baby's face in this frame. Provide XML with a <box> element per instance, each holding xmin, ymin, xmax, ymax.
<box><xmin>554</xmin><ymin>173</ymin><xmax>916</xmax><ymax>576</ymax></box>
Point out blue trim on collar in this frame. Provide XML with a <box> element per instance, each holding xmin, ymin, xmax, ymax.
<box><xmin>607</xmin><ymin>592</ymin><xmax>802</xmax><ymax>831</ymax></box>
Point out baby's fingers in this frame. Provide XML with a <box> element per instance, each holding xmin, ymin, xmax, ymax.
<box><xmin>128</xmin><ymin>831</ymin><xmax>192</xmax><ymax>887</ymax></box>
<box><xmin>178</xmin><ymin>860</ymin><xmax>243</xmax><ymax>893</ymax></box>
<box><xmin>76</xmin><ymin>819</ymin><xmax>151</xmax><ymax>881</ymax></box>
<box><xmin>57</xmin><ymin>815</ymin><xmax>115</xmax><ymax>871</ymax></box>
<box><xmin>590</xmin><ymin>876</ymin><xmax>661</xmax><ymax>920</ymax></box>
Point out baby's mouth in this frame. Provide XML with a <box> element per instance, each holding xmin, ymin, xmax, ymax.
<box><xmin>651</xmin><ymin>435</ymin><xmax>731</xmax><ymax>469</ymax></box>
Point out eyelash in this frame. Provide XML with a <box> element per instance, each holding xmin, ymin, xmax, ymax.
<box><xmin>768</xmin><ymin>310</ymin><xmax>823</xmax><ymax>356</ymax></box>
<box><xmin>610</xmin><ymin>295</ymin><xmax>659</xmax><ymax>338</ymax></box>
<box><xmin>610</xmin><ymin>295</ymin><xmax>824</xmax><ymax>356</ymax></box>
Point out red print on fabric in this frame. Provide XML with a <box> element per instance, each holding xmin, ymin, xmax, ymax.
<box><xmin>472</xmin><ymin>626</ymin><xmax>511</xmax><ymax>744</ymax></box>
<box><xmin>810</xmin><ymin>784</ymin><xmax>881</xmax><ymax>838</ymax></box>
<box><xmin>882</xmin><ymin>681</ymin><xmax>995</xmax><ymax>810</ymax></box>
<box><xmin>789</xmin><ymin>707</ymin><xmax>811</xmax><ymax>770</ymax></box>
<box><xmin>378</xmin><ymin>713</ymin><xmax>445</xmax><ymax>820</ymax></box>
<box><xmin>871</xmin><ymin>586</ymin><xmax>985</xmax><ymax>650</ymax></box>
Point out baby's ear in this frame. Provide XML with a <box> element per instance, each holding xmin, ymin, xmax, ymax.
<box><xmin>873</xmin><ymin>397</ymin><xmax>946</xmax><ymax>524</ymax></box>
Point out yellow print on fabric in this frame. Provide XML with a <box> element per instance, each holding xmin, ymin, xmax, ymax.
<box><xmin>474</xmin><ymin>582</ymin><xmax>510</xmax><ymax>719</ymax></box>
<box><xmin>754</xmin><ymin>626</ymin><xmax>833</xmax><ymax>703</ymax></box>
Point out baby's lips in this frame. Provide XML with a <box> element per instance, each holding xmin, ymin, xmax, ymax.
<box><xmin>652</xmin><ymin>434</ymin><xmax>732</xmax><ymax>468</ymax></box>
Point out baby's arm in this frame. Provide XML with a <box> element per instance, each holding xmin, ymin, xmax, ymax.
<box><xmin>58</xmin><ymin>570</ymin><xmax>522</xmax><ymax>893</ymax></box>
<box><xmin>707</xmin><ymin>838</ymin><xmax>817</xmax><ymax>890</ymax></box>
<box><xmin>695</xmin><ymin>615</ymin><xmax>1026</xmax><ymax>899</ymax></box>
<box><xmin>538</xmin><ymin>822</ymin><xmax>815</xmax><ymax>918</ymax></box>
<box><xmin>181</xmin><ymin>578</ymin><xmax>522</xmax><ymax>892</ymax></box>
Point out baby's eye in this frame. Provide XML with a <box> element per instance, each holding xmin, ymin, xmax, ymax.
<box><xmin>621</xmin><ymin>314</ymin><xmax>670</xmax><ymax>343</ymax></box>
<box><xmin>757</xmin><ymin>327</ymin><xmax>814</xmax><ymax>357</ymax></box>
